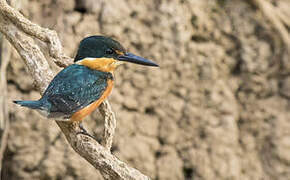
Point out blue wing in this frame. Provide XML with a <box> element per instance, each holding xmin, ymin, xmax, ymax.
<box><xmin>42</xmin><ymin>64</ymin><xmax>113</xmax><ymax>118</ymax></box>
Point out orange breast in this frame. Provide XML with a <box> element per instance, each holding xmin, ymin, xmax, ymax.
<box><xmin>70</xmin><ymin>80</ymin><xmax>113</xmax><ymax>122</ymax></box>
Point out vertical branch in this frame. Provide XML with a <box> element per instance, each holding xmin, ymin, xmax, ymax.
<box><xmin>100</xmin><ymin>99</ymin><xmax>117</xmax><ymax>151</ymax></box>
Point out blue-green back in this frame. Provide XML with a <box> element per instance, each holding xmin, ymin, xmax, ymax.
<box><xmin>42</xmin><ymin>64</ymin><xmax>113</xmax><ymax>118</ymax></box>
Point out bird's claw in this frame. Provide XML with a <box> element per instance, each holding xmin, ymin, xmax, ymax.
<box><xmin>77</xmin><ymin>123</ymin><xmax>96</xmax><ymax>140</ymax></box>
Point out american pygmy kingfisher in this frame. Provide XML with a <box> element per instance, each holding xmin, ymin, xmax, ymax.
<box><xmin>14</xmin><ymin>36</ymin><xmax>158</xmax><ymax>122</ymax></box>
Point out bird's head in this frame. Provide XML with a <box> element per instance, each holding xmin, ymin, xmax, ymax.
<box><xmin>74</xmin><ymin>36</ymin><xmax>158</xmax><ymax>72</ymax></box>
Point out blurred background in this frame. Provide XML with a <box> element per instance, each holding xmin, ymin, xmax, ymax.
<box><xmin>1</xmin><ymin>0</ymin><xmax>290</xmax><ymax>179</ymax></box>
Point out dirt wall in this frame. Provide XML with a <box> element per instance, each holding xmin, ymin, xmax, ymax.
<box><xmin>1</xmin><ymin>0</ymin><xmax>290</xmax><ymax>179</ymax></box>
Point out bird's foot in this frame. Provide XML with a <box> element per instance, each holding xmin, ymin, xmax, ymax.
<box><xmin>77</xmin><ymin>123</ymin><xmax>96</xmax><ymax>140</ymax></box>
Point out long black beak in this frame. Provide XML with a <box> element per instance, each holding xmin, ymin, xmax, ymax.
<box><xmin>118</xmin><ymin>52</ymin><xmax>159</xmax><ymax>67</ymax></box>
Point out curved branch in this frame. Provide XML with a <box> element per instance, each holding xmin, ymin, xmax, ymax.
<box><xmin>0</xmin><ymin>2</ymin><xmax>150</xmax><ymax>180</ymax></box>
<box><xmin>0</xmin><ymin>0</ymin><xmax>71</xmax><ymax>67</ymax></box>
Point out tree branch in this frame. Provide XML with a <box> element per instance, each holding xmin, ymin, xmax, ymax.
<box><xmin>0</xmin><ymin>2</ymin><xmax>150</xmax><ymax>180</ymax></box>
<box><xmin>0</xmin><ymin>0</ymin><xmax>71</xmax><ymax>67</ymax></box>
<box><xmin>100</xmin><ymin>99</ymin><xmax>117</xmax><ymax>151</ymax></box>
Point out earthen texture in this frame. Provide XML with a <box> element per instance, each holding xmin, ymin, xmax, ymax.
<box><xmin>1</xmin><ymin>0</ymin><xmax>290</xmax><ymax>179</ymax></box>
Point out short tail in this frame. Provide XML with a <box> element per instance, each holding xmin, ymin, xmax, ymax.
<box><xmin>13</xmin><ymin>100</ymin><xmax>45</xmax><ymax>110</ymax></box>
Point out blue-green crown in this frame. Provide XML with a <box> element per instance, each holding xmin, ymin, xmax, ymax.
<box><xmin>74</xmin><ymin>36</ymin><xmax>126</xmax><ymax>62</ymax></box>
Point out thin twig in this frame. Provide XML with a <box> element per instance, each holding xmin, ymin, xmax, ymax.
<box><xmin>100</xmin><ymin>99</ymin><xmax>117</xmax><ymax>151</ymax></box>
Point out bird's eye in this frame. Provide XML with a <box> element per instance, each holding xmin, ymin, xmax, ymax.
<box><xmin>105</xmin><ymin>48</ymin><xmax>114</xmax><ymax>55</ymax></box>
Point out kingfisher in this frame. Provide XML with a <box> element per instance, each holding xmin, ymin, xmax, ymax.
<box><xmin>14</xmin><ymin>35</ymin><xmax>158</xmax><ymax>123</ymax></box>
